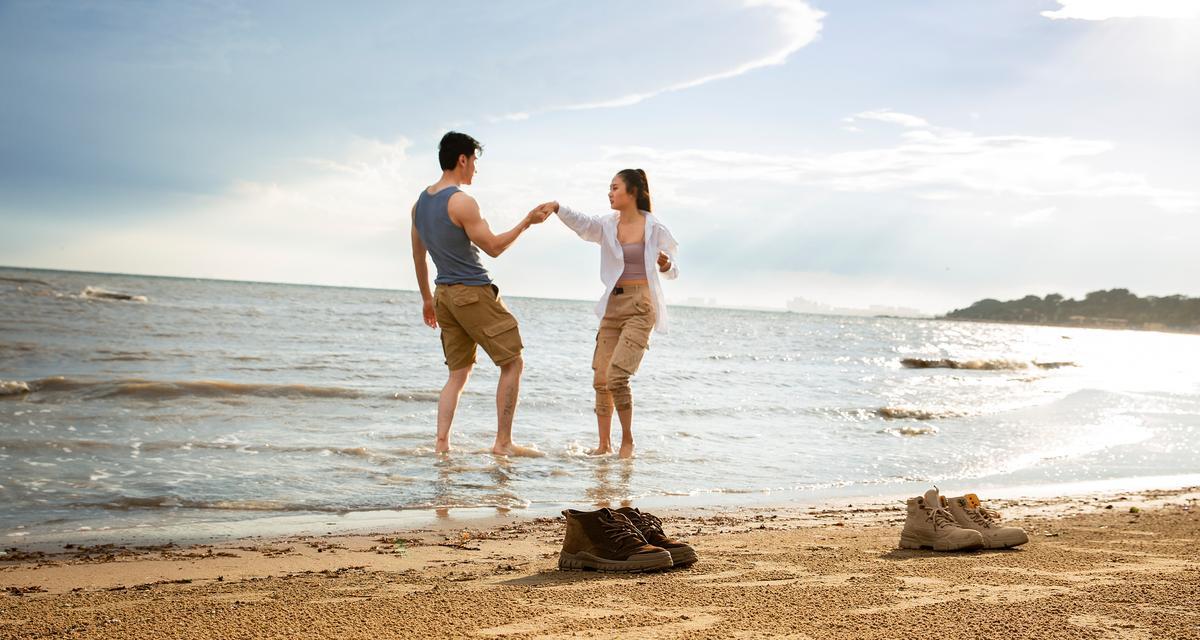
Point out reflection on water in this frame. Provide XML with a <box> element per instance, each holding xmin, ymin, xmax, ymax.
<box><xmin>586</xmin><ymin>458</ymin><xmax>635</xmax><ymax>508</ymax></box>
<box><xmin>432</xmin><ymin>455</ymin><xmax>518</xmax><ymax>510</ymax></box>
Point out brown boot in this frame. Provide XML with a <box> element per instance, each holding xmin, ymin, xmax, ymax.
<box><xmin>616</xmin><ymin>507</ymin><xmax>698</xmax><ymax>567</ymax></box>
<box><xmin>559</xmin><ymin>508</ymin><xmax>673</xmax><ymax>572</ymax></box>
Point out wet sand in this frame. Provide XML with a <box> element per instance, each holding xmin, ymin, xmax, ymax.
<box><xmin>2</xmin><ymin>487</ymin><xmax>1197</xmax><ymax>639</ymax></box>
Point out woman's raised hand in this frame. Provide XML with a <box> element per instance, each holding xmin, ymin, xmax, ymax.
<box><xmin>656</xmin><ymin>251</ymin><xmax>672</xmax><ymax>272</ymax></box>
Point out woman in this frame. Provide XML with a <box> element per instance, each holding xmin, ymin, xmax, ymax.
<box><xmin>547</xmin><ymin>169</ymin><xmax>679</xmax><ymax>458</ymax></box>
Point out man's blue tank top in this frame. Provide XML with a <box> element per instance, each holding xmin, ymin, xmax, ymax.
<box><xmin>414</xmin><ymin>186</ymin><xmax>491</xmax><ymax>286</ymax></box>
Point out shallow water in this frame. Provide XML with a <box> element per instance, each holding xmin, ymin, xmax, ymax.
<box><xmin>2</xmin><ymin>267</ymin><xmax>1199</xmax><ymax>541</ymax></box>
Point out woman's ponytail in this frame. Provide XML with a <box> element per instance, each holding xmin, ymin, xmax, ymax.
<box><xmin>617</xmin><ymin>168</ymin><xmax>652</xmax><ymax>212</ymax></box>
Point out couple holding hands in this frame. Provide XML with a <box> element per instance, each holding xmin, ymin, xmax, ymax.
<box><xmin>410</xmin><ymin>132</ymin><xmax>679</xmax><ymax>459</ymax></box>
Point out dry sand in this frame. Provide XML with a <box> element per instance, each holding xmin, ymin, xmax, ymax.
<box><xmin>2</xmin><ymin>487</ymin><xmax>1198</xmax><ymax>639</ymax></box>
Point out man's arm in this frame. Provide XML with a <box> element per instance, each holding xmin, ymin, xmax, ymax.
<box><xmin>449</xmin><ymin>193</ymin><xmax>550</xmax><ymax>258</ymax></box>
<box><xmin>410</xmin><ymin>205</ymin><xmax>437</xmax><ymax>328</ymax></box>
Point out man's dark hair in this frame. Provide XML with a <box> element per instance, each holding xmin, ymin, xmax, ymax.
<box><xmin>438</xmin><ymin>131</ymin><xmax>483</xmax><ymax>171</ymax></box>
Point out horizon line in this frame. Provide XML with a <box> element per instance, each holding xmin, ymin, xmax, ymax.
<box><xmin>0</xmin><ymin>263</ymin><xmax>874</xmax><ymax>316</ymax></box>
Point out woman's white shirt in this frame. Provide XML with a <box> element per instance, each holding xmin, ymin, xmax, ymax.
<box><xmin>556</xmin><ymin>205</ymin><xmax>679</xmax><ymax>335</ymax></box>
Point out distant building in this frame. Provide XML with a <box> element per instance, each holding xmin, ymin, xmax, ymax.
<box><xmin>786</xmin><ymin>297</ymin><xmax>834</xmax><ymax>314</ymax></box>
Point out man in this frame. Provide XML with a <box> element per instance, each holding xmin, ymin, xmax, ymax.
<box><xmin>411</xmin><ymin>131</ymin><xmax>551</xmax><ymax>455</ymax></box>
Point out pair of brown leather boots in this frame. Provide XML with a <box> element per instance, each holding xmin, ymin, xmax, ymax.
<box><xmin>559</xmin><ymin>507</ymin><xmax>698</xmax><ymax>572</ymax></box>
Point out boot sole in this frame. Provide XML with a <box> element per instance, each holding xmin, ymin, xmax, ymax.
<box><xmin>558</xmin><ymin>550</ymin><xmax>673</xmax><ymax>572</ymax></box>
<box><xmin>667</xmin><ymin>546</ymin><xmax>698</xmax><ymax>567</ymax></box>
<box><xmin>899</xmin><ymin>533</ymin><xmax>983</xmax><ymax>552</ymax></box>
<box><xmin>983</xmin><ymin>534</ymin><xmax>1030</xmax><ymax>549</ymax></box>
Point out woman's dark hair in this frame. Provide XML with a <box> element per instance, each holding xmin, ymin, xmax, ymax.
<box><xmin>439</xmin><ymin>131</ymin><xmax>483</xmax><ymax>171</ymax></box>
<box><xmin>616</xmin><ymin>168</ymin><xmax>652</xmax><ymax>212</ymax></box>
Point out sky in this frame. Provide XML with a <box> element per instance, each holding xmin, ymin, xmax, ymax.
<box><xmin>1</xmin><ymin>0</ymin><xmax>1198</xmax><ymax>314</ymax></box>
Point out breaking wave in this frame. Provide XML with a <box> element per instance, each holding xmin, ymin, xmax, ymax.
<box><xmin>81</xmin><ymin>286</ymin><xmax>148</xmax><ymax>302</ymax></box>
<box><xmin>875</xmin><ymin>407</ymin><xmax>965</xmax><ymax>420</ymax></box>
<box><xmin>0</xmin><ymin>376</ymin><xmax>363</xmax><ymax>401</ymax></box>
<box><xmin>879</xmin><ymin>425</ymin><xmax>939</xmax><ymax>437</ymax></box>
<box><xmin>76</xmin><ymin>492</ymin><xmax>529</xmax><ymax>512</ymax></box>
<box><xmin>0</xmin><ymin>376</ymin><xmax>439</xmax><ymax>402</ymax></box>
<box><xmin>900</xmin><ymin>358</ymin><xmax>1076</xmax><ymax>371</ymax></box>
<box><xmin>0</xmin><ymin>380</ymin><xmax>31</xmax><ymax>396</ymax></box>
<box><xmin>78</xmin><ymin>496</ymin><xmax>349</xmax><ymax>512</ymax></box>
<box><xmin>0</xmin><ymin>276</ymin><xmax>53</xmax><ymax>288</ymax></box>
<box><xmin>0</xmin><ymin>438</ymin><xmax>434</xmax><ymax>461</ymax></box>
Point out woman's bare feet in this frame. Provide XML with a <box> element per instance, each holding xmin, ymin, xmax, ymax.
<box><xmin>618</xmin><ymin>441</ymin><xmax>635</xmax><ymax>459</ymax></box>
<box><xmin>587</xmin><ymin>442</ymin><xmax>613</xmax><ymax>456</ymax></box>
<box><xmin>435</xmin><ymin>437</ymin><xmax>451</xmax><ymax>454</ymax></box>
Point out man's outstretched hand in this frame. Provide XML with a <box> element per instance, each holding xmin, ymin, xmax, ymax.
<box><xmin>526</xmin><ymin>202</ymin><xmax>556</xmax><ymax>225</ymax></box>
<box><xmin>422</xmin><ymin>298</ymin><xmax>438</xmax><ymax>329</ymax></box>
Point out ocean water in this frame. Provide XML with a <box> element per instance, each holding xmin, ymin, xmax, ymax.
<box><xmin>2</xmin><ymin>267</ymin><xmax>1199</xmax><ymax>542</ymax></box>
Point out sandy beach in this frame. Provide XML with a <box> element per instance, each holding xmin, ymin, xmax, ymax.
<box><xmin>2</xmin><ymin>486</ymin><xmax>1197</xmax><ymax>639</ymax></box>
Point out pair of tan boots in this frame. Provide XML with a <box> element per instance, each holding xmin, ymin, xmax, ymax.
<box><xmin>900</xmin><ymin>487</ymin><xmax>1029</xmax><ymax>551</ymax></box>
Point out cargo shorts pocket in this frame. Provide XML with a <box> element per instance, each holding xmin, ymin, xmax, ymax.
<box><xmin>592</xmin><ymin>333</ymin><xmax>617</xmax><ymax>371</ymax></box>
<box><xmin>452</xmin><ymin>290</ymin><xmax>480</xmax><ymax>306</ymax></box>
<box><xmin>610</xmin><ymin>335</ymin><xmax>648</xmax><ymax>375</ymax></box>
<box><xmin>481</xmin><ymin>316</ymin><xmax>522</xmax><ymax>363</ymax></box>
<box><xmin>484</xmin><ymin>316</ymin><xmax>518</xmax><ymax>338</ymax></box>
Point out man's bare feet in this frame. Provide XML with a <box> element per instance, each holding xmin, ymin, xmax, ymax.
<box><xmin>587</xmin><ymin>443</ymin><xmax>613</xmax><ymax>456</ymax></box>
<box><xmin>491</xmin><ymin>442</ymin><xmax>545</xmax><ymax>457</ymax></box>
<box><xmin>619</xmin><ymin>441</ymin><xmax>635</xmax><ymax>459</ymax></box>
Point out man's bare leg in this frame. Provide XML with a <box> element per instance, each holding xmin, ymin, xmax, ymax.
<box><xmin>617</xmin><ymin>407</ymin><xmax>634</xmax><ymax>459</ymax></box>
<box><xmin>436</xmin><ymin>364</ymin><xmax>472</xmax><ymax>453</ymax></box>
<box><xmin>492</xmin><ymin>356</ymin><xmax>537</xmax><ymax>456</ymax></box>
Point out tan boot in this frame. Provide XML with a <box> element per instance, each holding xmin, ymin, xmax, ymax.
<box><xmin>616</xmin><ymin>507</ymin><xmax>698</xmax><ymax>567</ymax></box>
<box><xmin>559</xmin><ymin>508</ymin><xmax>673</xmax><ymax>572</ymax></box>
<box><xmin>899</xmin><ymin>487</ymin><xmax>984</xmax><ymax>551</ymax></box>
<box><xmin>944</xmin><ymin>494</ymin><xmax>1029</xmax><ymax>549</ymax></box>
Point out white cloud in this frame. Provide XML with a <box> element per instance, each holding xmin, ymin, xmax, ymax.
<box><xmin>847</xmin><ymin>109</ymin><xmax>931</xmax><ymax>128</ymax></box>
<box><xmin>599</xmin><ymin>113</ymin><xmax>1199</xmax><ymax>214</ymax></box>
<box><xmin>491</xmin><ymin>0</ymin><xmax>825</xmax><ymax>121</ymax></box>
<box><xmin>24</xmin><ymin>137</ymin><xmax>429</xmax><ymax>289</ymax></box>
<box><xmin>15</xmin><ymin>117</ymin><xmax>1199</xmax><ymax>312</ymax></box>
<box><xmin>1042</xmin><ymin>0</ymin><xmax>1200</xmax><ymax>21</ymax></box>
<box><xmin>1012</xmin><ymin>206</ymin><xmax>1058</xmax><ymax>227</ymax></box>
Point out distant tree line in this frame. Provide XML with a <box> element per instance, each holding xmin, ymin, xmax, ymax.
<box><xmin>943</xmin><ymin>289</ymin><xmax>1200</xmax><ymax>332</ymax></box>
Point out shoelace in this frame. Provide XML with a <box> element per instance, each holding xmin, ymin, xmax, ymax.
<box><xmin>601</xmin><ymin>514</ymin><xmax>647</xmax><ymax>549</ymax></box>
<box><xmin>628</xmin><ymin>511</ymin><xmax>665</xmax><ymax>536</ymax></box>
<box><xmin>929</xmin><ymin>508</ymin><xmax>958</xmax><ymax>530</ymax></box>
<box><xmin>967</xmin><ymin>506</ymin><xmax>1002</xmax><ymax>528</ymax></box>
<box><xmin>918</xmin><ymin>498</ymin><xmax>958</xmax><ymax>530</ymax></box>
<box><xmin>643</xmin><ymin>513</ymin><xmax>666</xmax><ymax>535</ymax></box>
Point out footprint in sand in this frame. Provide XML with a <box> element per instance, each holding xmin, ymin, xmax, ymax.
<box><xmin>476</xmin><ymin>605</ymin><xmax>721</xmax><ymax>638</ymax></box>
<box><xmin>1068</xmin><ymin>615</ymin><xmax>1151</xmax><ymax>640</ymax></box>
<box><xmin>850</xmin><ymin>583</ymin><xmax>1071</xmax><ymax>615</ymax></box>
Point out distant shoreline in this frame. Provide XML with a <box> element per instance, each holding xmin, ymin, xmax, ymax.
<box><xmin>937</xmin><ymin>315</ymin><xmax>1200</xmax><ymax>336</ymax></box>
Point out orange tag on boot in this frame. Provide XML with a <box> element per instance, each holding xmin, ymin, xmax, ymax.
<box><xmin>964</xmin><ymin>493</ymin><xmax>981</xmax><ymax>509</ymax></box>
